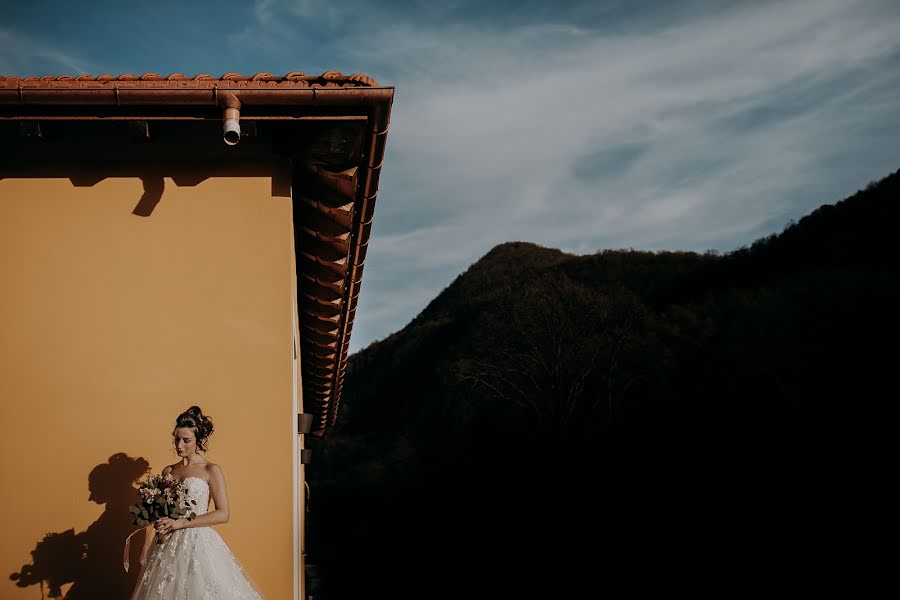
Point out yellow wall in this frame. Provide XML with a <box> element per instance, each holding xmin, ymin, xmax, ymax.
<box><xmin>0</xmin><ymin>166</ymin><xmax>296</xmax><ymax>599</ymax></box>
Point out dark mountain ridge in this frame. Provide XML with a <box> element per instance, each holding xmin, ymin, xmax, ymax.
<box><xmin>307</xmin><ymin>169</ymin><xmax>898</xmax><ymax>597</ymax></box>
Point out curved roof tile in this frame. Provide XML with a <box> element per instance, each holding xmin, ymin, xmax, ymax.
<box><xmin>0</xmin><ymin>71</ymin><xmax>379</xmax><ymax>88</ymax></box>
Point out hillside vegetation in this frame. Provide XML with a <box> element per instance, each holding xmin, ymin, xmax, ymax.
<box><xmin>307</xmin><ymin>169</ymin><xmax>898</xmax><ymax>597</ymax></box>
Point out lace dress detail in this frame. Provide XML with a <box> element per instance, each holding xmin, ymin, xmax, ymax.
<box><xmin>129</xmin><ymin>477</ymin><xmax>263</xmax><ymax>599</ymax></box>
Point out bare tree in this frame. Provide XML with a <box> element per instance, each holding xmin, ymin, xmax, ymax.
<box><xmin>454</xmin><ymin>274</ymin><xmax>646</xmax><ymax>450</ymax></box>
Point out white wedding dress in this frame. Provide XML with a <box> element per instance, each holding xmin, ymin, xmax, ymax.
<box><xmin>129</xmin><ymin>476</ymin><xmax>264</xmax><ymax>599</ymax></box>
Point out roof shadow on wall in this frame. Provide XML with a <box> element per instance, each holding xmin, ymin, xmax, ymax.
<box><xmin>9</xmin><ymin>453</ymin><xmax>150</xmax><ymax>599</ymax></box>
<box><xmin>133</xmin><ymin>176</ymin><xmax>164</xmax><ymax>217</ymax></box>
<box><xmin>2</xmin><ymin>161</ymin><xmax>292</xmax><ymax>218</ymax></box>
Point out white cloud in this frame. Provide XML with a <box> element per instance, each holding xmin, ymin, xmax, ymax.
<box><xmin>342</xmin><ymin>0</ymin><xmax>900</xmax><ymax>350</ymax></box>
<box><xmin>0</xmin><ymin>28</ymin><xmax>92</xmax><ymax>75</ymax></box>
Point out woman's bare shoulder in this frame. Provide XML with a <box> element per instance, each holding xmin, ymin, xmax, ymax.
<box><xmin>203</xmin><ymin>462</ymin><xmax>224</xmax><ymax>478</ymax></box>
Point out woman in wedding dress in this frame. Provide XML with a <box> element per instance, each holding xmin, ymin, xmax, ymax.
<box><xmin>129</xmin><ymin>406</ymin><xmax>264</xmax><ymax>599</ymax></box>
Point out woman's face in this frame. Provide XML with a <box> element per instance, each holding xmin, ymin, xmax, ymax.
<box><xmin>173</xmin><ymin>427</ymin><xmax>198</xmax><ymax>457</ymax></box>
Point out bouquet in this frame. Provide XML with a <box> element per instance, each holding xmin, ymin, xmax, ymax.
<box><xmin>129</xmin><ymin>473</ymin><xmax>198</xmax><ymax>544</ymax></box>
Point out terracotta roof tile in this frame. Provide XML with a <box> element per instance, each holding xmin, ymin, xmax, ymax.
<box><xmin>0</xmin><ymin>71</ymin><xmax>379</xmax><ymax>88</ymax></box>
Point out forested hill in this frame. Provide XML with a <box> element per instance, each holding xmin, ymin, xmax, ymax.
<box><xmin>306</xmin><ymin>168</ymin><xmax>898</xmax><ymax>597</ymax></box>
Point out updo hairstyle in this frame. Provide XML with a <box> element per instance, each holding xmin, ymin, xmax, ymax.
<box><xmin>173</xmin><ymin>406</ymin><xmax>215</xmax><ymax>452</ymax></box>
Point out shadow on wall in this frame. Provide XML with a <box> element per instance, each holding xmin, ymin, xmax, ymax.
<box><xmin>67</xmin><ymin>169</ymin><xmax>210</xmax><ymax>217</ymax></box>
<box><xmin>1</xmin><ymin>161</ymin><xmax>292</xmax><ymax>218</ymax></box>
<box><xmin>9</xmin><ymin>453</ymin><xmax>149</xmax><ymax>599</ymax></box>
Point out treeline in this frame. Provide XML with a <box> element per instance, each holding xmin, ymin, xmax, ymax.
<box><xmin>306</xmin><ymin>169</ymin><xmax>898</xmax><ymax>597</ymax></box>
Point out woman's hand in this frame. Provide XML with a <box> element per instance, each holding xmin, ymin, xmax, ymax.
<box><xmin>154</xmin><ymin>517</ymin><xmax>186</xmax><ymax>535</ymax></box>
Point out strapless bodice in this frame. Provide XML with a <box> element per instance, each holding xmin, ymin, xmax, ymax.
<box><xmin>179</xmin><ymin>476</ymin><xmax>210</xmax><ymax>516</ymax></box>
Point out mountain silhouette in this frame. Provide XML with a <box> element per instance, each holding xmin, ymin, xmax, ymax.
<box><xmin>306</xmin><ymin>168</ymin><xmax>898</xmax><ymax>597</ymax></box>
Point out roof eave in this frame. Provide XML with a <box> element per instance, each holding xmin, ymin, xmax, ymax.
<box><xmin>1</xmin><ymin>73</ymin><xmax>394</xmax><ymax>438</ymax></box>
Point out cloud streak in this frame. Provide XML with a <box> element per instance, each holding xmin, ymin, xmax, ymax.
<box><xmin>339</xmin><ymin>0</ymin><xmax>900</xmax><ymax>351</ymax></box>
<box><xmin>0</xmin><ymin>28</ymin><xmax>93</xmax><ymax>75</ymax></box>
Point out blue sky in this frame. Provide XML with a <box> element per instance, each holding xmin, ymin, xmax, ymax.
<box><xmin>4</xmin><ymin>0</ymin><xmax>900</xmax><ymax>353</ymax></box>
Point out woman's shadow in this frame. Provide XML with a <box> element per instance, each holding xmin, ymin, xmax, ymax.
<box><xmin>10</xmin><ymin>453</ymin><xmax>150</xmax><ymax>599</ymax></box>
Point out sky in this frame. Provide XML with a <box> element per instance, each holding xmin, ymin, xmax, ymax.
<box><xmin>3</xmin><ymin>0</ymin><xmax>900</xmax><ymax>353</ymax></box>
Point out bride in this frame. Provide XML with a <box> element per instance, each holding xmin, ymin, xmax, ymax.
<box><xmin>129</xmin><ymin>406</ymin><xmax>263</xmax><ymax>599</ymax></box>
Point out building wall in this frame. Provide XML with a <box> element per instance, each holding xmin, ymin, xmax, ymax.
<box><xmin>0</xmin><ymin>166</ymin><xmax>297</xmax><ymax>599</ymax></box>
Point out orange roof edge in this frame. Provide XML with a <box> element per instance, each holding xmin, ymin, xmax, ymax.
<box><xmin>1</xmin><ymin>71</ymin><xmax>381</xmax><ymax>86</ymax></box>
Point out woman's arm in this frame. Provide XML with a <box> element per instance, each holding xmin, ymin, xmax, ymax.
<box><xmin>155</xmin><ymin>464</ymin><xmax>230</xmax><ymax>534</ymax></box>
